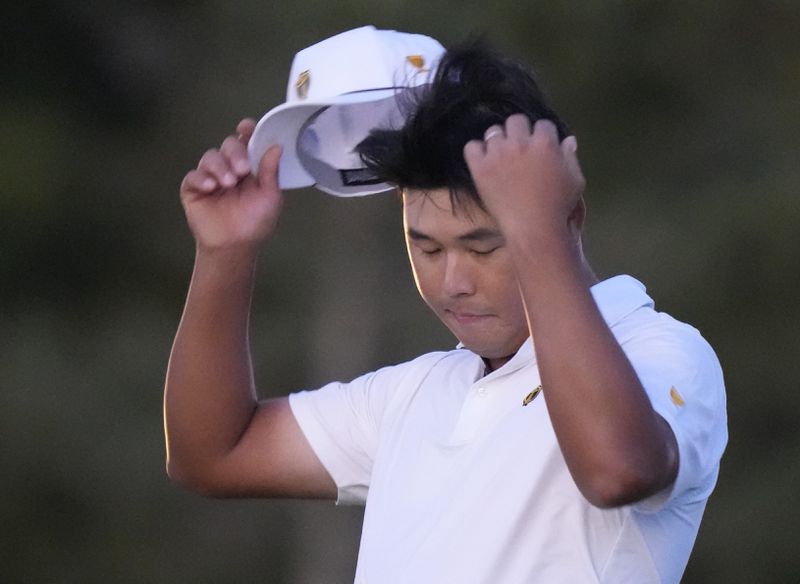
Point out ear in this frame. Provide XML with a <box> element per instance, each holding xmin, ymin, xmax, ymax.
<box><xmin>568</xmin><ymin>196</ymin><xmax>587</xmax><ymax>237</ymax></box>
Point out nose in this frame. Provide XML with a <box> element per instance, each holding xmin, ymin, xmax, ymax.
<box><xmin>442</xmin><ymin>252</ymin><xmax>476</xmax><ymax>298</ymax></box>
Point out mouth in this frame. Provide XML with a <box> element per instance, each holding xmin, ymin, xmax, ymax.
<box><xmin>445</xmin><ymin>309</ymin><xmax>494</xmax><ymax>326</ymax></box>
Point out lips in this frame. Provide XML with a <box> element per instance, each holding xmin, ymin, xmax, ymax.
<box><xmin>445</xmin><ymin>308</ymin><xmax>494</xmax><ymax>326</ymax></box>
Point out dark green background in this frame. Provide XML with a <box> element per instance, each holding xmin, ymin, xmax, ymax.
<box><xmin>3</xmin><ymin>1</ymin><xmax>798</xmax><ymax>582</ymax></box>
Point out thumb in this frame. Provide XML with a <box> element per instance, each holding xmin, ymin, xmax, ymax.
<box><xmin>257</xmin><ymin>144</ymin><xmax>282</xmax><ymax>192</ymax></box>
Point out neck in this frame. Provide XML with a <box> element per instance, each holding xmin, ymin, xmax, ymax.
<box><xmin>581</xmin><ymin>260</ymin><xmax>600</xmax><ymax>287</ymax></box>
<box><xmin>484</xmin><ymin>352</ymin><xmax>516</xmax><ymax>373</ymax></box>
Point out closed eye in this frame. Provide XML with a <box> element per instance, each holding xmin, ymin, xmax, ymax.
<box><xmin>470</xmin><ymin>247</ymin><xmax>499</xmax><ymax>256</ymax></box>
<box><xmin>420</xmin><ymin>248</ymin><xmax>442</xmax><ymax>256</ymax></box>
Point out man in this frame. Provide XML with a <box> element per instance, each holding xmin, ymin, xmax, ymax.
<box><xmin>164</xmin><ymin>26</ymin><xmax>727</xmax><ymax>583</ymax></box>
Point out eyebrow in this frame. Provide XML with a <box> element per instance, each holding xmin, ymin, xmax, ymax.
<box><xmin>406</xmin><ymin>227</ymin><xmax>503</xmax><ymax>243</ymax></box>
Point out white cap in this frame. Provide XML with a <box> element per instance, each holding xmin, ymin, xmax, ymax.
<box><xmin>248</xmin><ymin>26</ymin><xmax>445</xmax><ymax>196</ymax></box>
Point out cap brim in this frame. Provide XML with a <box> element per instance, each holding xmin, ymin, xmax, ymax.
<box><xmin>248</xmin><ymin>89</ymin><xmax>397</xmax><ymax>193</ymax></box>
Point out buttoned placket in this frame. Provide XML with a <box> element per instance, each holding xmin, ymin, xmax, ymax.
<box><xmin>448</xmin><ymin>379</ymin><xmax>495</xmax><ymax>444</ymax></box>
<box><xmin>447</xmin><ymin>344</ymin><xmax>539</xmax><ymax>444</ymax></box>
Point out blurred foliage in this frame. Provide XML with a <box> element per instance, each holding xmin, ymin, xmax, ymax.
<box><xmin>2</xmin><ymin>1</ymin><xmax>798</xmax><ymax>582</ymax></box>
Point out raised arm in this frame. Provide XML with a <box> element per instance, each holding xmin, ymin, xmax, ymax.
<box><xmin>164</xmin><ymin>119</ymin><xmax>336</xmax><ymax>499</ymax></box>
<box><xmin>464</xmin><ymin>115</ymin><xmax>678</xmax><ymax>508</ymax></box>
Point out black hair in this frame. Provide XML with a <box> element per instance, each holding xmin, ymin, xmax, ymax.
<box><xmin>355</xmin><ymin>38</ymin><xmax>569</xmax><ymax>209</ymax></box>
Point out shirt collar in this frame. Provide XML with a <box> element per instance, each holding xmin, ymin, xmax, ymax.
<box><xmin>458</xmin><ymin>274</ymin><xmax>654</xmax><ymax>378</ymax></box>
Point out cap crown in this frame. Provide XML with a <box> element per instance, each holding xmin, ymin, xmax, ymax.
<box><xmin>285</xmin><ymin>26</ymin><xmax>444</xmax><ymax>104</ymax></box>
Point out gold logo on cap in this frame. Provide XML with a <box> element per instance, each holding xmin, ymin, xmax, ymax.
<box><xmin>522</xmin><ymin>385</ymin><xmax>542</xmax><ymax>406</ymax></box>
<box><xmin>295</xmin><ymin>70</ymin><xmax>311</xmax><ymax>99</ymax></box>
<box><xmin>406</xmin><ymin>55</ymin><xmax>426</xmax><ymax>70</ymax></box>
<box><xmin>669</xmin><ymin>386</ymin><xmax>685</xmax><ymax>407</ymax></box>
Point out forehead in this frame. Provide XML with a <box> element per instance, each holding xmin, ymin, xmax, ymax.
<box><xmin>402</xmin><ymin>188</ymin><xmax>496</xmax><ymax>234</ymax></box>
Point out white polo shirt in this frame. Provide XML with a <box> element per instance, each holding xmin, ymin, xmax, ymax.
<box><xmin>289</xmin><ymin>275</ymin><xmax>728</xmax><ymax>584</ymax></box>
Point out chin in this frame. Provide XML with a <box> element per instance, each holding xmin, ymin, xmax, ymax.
<box><xmin>458</xmin><ymin>338</ymin><xmax>511</xmax><ymax>360</ymax></box>
<box><xmin>477</xmin><ymin>333</ymin><xmax>530</xmax><ymax>359</ymax></box>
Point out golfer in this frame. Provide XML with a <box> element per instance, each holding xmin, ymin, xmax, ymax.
<box><xmin>164</xmin><ymin>26</ymin><xmax>727</xmax><ymax>583</ymax></box>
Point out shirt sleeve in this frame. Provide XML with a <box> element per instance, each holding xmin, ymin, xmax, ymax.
<box><xmin>288</xmin><ymin>363</ymin><xmax>404</xmax><ymax>505</ymax></box>
<box><xmin>621</xmin><ymin>313</ymin><xmax>729</xmax><ymax>512</ymax></box>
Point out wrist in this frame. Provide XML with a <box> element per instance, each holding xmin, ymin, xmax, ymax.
<box><xmin>504</xmin><ymin>219</ymin><xmax>583</xmax><ymax>274</ymax></box>
<box><xmin>195</xmin><ymin>240</ymin><xmax>262</xmax><ymax>262</ymax></box>
<box><xmin>193</xmin><ymin>244</ymin><xmax>261</xmax><ymax>288</ymax></box>
<box><xmin>502</xmin><ymin>215</ymin><xmax>573</xmax><ymax>248</ymax></box>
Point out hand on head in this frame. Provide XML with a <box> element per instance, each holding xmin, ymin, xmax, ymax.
<box><xmin>179</xmin><ymin>119</ymin><xmax>284</xmax><ymax>253</ymax></box>
<box><xmin>464</xmin><ymin>114</ymin><xmax>586</xmax><ymax>238</ymax></box>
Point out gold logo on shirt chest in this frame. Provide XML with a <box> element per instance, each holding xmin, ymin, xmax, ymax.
<box><xmin>522</xmin><ymin>385</ymin><xmax>542</xmax><ymax>406</ymax></box>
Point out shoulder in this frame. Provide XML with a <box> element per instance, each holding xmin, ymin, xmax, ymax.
<box><xmin>359</xmin><ymin>346</ymin><xmax>478</xmax><ymax>388</ymax></box>
<box><xmin>617</xmin><ymin>305</ymin><xmax>723</xmax><ymax>386</ymax></box>
<box><xmin>296</xmin><ymin>346</ymin><xmax>474</xmax><ymax>403</ymax></box>
<box><xmin>594</xmin><ymin>275</ymin><xmax>721</xmax><ymax>379</ymax></box>
<box><xmin>367</xmin><ymin>347</ymin><xmax>478</xmax><ymax>375</ymax></box>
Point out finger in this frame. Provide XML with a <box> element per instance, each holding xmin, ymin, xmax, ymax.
<box><xmin>532</xmin><ymin>118</ymin><xmax>559</xmax><ymax>144</ymax></box>
<box><xmin>199</xmin><ymin>148</ymin><xmax>238</xmax><ymax>188</ymax></box>
<box><xmin>256</xmin><ymin>144</ymin><xmax>282</xmax><ymax>191</ymax></box>
<box><xmin>181</xmin><ymin>169</ymin><xmax>218</xmax><ymax>196</ymax></box>
<box><xmin>561</xmin><ymin>135</ymin><xmax>578</xmax><ymax>154</ymax></box>
<box><xmin>236</xmin><ymin>118</ymin><xmax>257</xmax><ymax>143</ymax></box>
<box><xmin>560</xmin><ymin>136</ymin><xmax>585</xmax><ymax>187</ymax></box>
<box><xmin>504</xmin><ymin>113</ymin><xmax>532</xmax><ymax>140</ymax></box>
<box><xmin>463</xmin><ymin>139</ymin><xmax>486</xmax><ymax>172</ymax></box>
<box><xmin>220</xmin><ymin>135</ymin><xmax>251</xmax><ymax>177</ymax></box>
<box><xmin>482</xmin><ymin>124</ymin><xmax>505</xmax><ymax>143</ymax></box>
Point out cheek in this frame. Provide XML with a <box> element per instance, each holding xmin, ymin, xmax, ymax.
<box><xmin>503</xmin><ymin>288</ymin><xmax>527</xmax><ymax>320</ymax></box>
<box><xmin>408</xmin><ymin>256</ymin><xmax>442</xmax><ymax>306</ymax></box>
<box><xmin>486</xmin><ymin>262</ymin><xmax>524</xmax><ymax>313</ymax></box>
